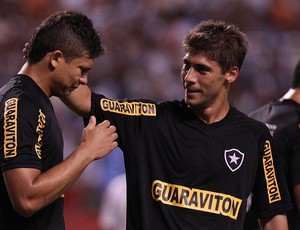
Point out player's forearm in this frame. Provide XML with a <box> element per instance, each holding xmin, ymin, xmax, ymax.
<box><xmin>259</xmin><ymin>214</ymin><xmax>288</xmax><ymax>230</ymax></box>
<box><xmin>293</xmin><ymin>184</ymin><xmax>300</xmax><ymax>212</ymax></box>
<box><xmin>32</xmin><ymin>146</ymin><xmax>94</xmax><ymax>204</ymax></box>
<box><xmin>60</xmin><ymin>84</ymin><xmax>92</xmax><ymax>118</ymax></box>
<box><xmin>5</xmin><ymin>118</ymin><xmax>117</xmax><ymax>217</ymax></box>
<box><xmin>28</xmin><ymin>118</ymin><xmax>117</xmax><ymax>216</ymax></box>
<box><xmin>5</xmin><ymin>148</ymin><xmax>94</xmax><ymax>217</ymax></box>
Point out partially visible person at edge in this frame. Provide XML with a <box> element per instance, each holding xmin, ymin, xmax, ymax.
<box><xmin>97</xmin><ymin>173</ymin><xmax>126</xmax><ymax>230</ymax></box>
<box><xmin>61</xmin><ymin>19</ymin><xmax>292</xmax><ymax>229</ymax></box>
<box><xmin>245</xmin><ymin>59</ymin><xmax>300</xmax><ymax>230</ymax></box>
<box><xmin>0</xmin><ymin>10</ymin><xmax>118</xmax><ymax>230</ymax></box>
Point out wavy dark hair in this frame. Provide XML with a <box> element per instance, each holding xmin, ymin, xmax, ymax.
<box><xmin>26</xmin><ymin>10</ymin><xmax>104</xmax><ymax>64</ymax></box>
<box><xmin>183</xmin><ymin>20</ymin><xmax>248</xmax><ymax>74</ymax></box>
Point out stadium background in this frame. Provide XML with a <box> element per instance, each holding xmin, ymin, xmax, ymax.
<box><xmin>0</xmin><ymin>0</ymin><xmax>300</xmax><ymax>229</ymax></box>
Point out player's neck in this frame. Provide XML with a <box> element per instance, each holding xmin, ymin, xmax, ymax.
<box><xmin>280</xmin><ymin>88</ymin><xmax>300</xmax><ymax>104</ymax></box>
<box><xmin>192</xmin><ymin>102</ymin><xmax>230</xmax><ymax>125</ymax></box>
<box><xmin>18</xmin><ymin>62</ymin><xmax>51</xmax><ymax>97</ymax></box>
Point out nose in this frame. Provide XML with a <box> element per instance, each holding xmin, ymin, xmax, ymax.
<box><xmin>79</xmin><ymin>75</ymin><xmax>88</xmax><ymax>85</ymax></box>
<box><xmin>184</xmin><ymin>67</ymin><xmax>196</xmax><ymax>82</ymax></box>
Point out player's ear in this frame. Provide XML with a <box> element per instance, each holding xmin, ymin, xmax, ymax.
<box><xmin>226</xmin><ymin>66</ymin><xmax>239</xmax><ymax>83</ymax></box>
<box><xmin>49</xmin><ymin>50</ymin><xmax>64</xmax><ymax>70</ymax></box>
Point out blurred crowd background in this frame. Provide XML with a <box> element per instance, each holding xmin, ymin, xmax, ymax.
<box><xmin>1</xmin><ymin>0</ymin><xmax>300</xmax><ymax>229</ymax></box>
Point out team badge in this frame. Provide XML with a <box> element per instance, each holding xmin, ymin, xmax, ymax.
<box><xmin>224</xmin><ymin>149</ymin><xmax>244</xmax><ymax>172</ymax></box>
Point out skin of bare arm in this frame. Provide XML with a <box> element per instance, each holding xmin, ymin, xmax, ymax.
<box><xmin>3</xmin><ymin>117</ymin><xmax>118</xmax><ymax>217</ymax></box>
<box><xmin>259</xmin><ymin>214</ymin><xmax>288</xmax><ymax>230</ymax></box>
<box><xmin>294</xmin><ymin>185</ymin><xmax>300</xmax><ymax>212</ymax></box>
<box><xmin>60</xmin><ymin>84</ymin><xmax>92</xmax><ymax>118</ymax></box>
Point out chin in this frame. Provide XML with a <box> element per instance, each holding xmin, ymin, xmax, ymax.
<box><xmin>185</xmin><ymin>100</ymin><xmax>203</xmax><ymax>110</ymax></box>
<box><xmin>64</xmin><ymin>91</ymin><xmax>72</xmax><ymax>96</ymax></box>
<box><xmin>185</xmin><ymin>98</ymin><xmax>195</xmax><ymax>106</ymax></box>
<box><xmin>55</xmin><ymin>91</ymin><xmax>71</xmax><ymax>97</ymax></box>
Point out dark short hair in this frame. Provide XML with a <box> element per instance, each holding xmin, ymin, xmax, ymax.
<box><xmin>183</xmin><ymin>19</ymin><xmax>248</xmax><ymax>74</ymax></box>
<box><xmin>291</xmin><ymin>59</ymin><xmax>300</xmax><ymax>88</ymax></box>
<box><xmin>26</xmin><ymin>10</ymin><xmax>104</xmax><ymax>64</ymax></box>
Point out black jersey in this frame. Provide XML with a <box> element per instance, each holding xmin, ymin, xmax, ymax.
<box><xmin>88</xmin><ymin>93</ymin><xmax>291</xmax><ymax>230</ymax></box>
<box><xmin>0</xmin><ymin>75</ymin><xmax>65</xmax><ymax>230</ymax></box>
<box><xmin>249</xmin><ymin>99</ymin><xmax>300</xmax><ymax>229</ymax></box>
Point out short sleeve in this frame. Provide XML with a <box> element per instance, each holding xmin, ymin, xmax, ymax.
<box><xmin>290</xmin><ymin>124</ymin><xmax>300</xmax><ymax>186</ymax></box>
<box><xmin>252</xmin><ymin>130</ymin><xmax>292</xmax><ymax>219</ymax></box>
<box><xmin>1</xmin><ymin>96</ymin><xmax>42</xmax><ymax>171</ymax></box>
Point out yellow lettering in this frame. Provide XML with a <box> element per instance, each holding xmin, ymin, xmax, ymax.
<box><xmin>35</xmin><ymin>109</ymin><xmax>46</xmax><ymax>159</ymax></box>
<box><xmin>100</xmin><ymin>98</ymin><xmax>156</xmax><ymax>116</ymax></box>
<box><xmin>4</xmin><ymin>98</ymin><xmax>18</xmax><ymax>158</ymax></box>
<box><xmin>262</xmin><ymin>140</ymin><xmax>281</xmax><ymax>203</ymax></box>
<box><xmin>151</xmin><ymin>180</ymin><xmax>242</xmax><ymax>220</ymax></box>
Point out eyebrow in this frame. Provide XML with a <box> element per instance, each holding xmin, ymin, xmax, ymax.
<box><xmin>80</xmin><ymin>66</ymin><xmax>92</xmax><ymax>73</ymax></box>
<box><xmin>183</xmin><ymin>58</ymin><xmax>212</xmax><ymax>72</ymax></box>
<box><xmin>195</xmin><ymin>63</ymin><xmax>212</xmax><ymax>72</ymax></box>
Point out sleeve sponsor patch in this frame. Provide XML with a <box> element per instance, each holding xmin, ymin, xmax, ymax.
<box><xmin>4</xmin><ymin>98</ymin><xmax>18</xmax><ymax>158</ymax></box>
<box><xmin>100</xmin><ymin>98</ymin><xmax>156</xmax><ymax>116</ymax></box>
<box><xmin>263</xmin><ymin>140</ymin><xmax>281</xmax><ymax>203</ymax></box>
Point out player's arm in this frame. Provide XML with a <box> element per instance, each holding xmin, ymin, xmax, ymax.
<box><xmin>3</xmin><ymin>117</ymin><xmax>118</xmax><ymax>217</ymax></box>
<box><xmin>259</xmin><ymin>213</ymin><xmax>288</xmax><ymax>230</ymax></box>
<box><xmin>292</xmin><ymin>127</ymin><xmax>300</xmax><ymax>212</ymax></box>
<box><xmin>253</xmin><ymin>130</ymin><xmax>290</xmax><ymax>230</ymax></box>
<box><xmin>60</xmin><ymin>84</ymin><xmax>92</xmax><ymax>118</ymax></box>
<box><xmin>294</xmin><ymin>182</ymin><xmax>300</xmax><ymax>212</ymax></box>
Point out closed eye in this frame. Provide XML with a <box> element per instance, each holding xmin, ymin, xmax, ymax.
<box><xmin>183</xmin><ymin>60</ymin><xmax>191</xmax><ymax>71</ymax></box>
<box><xmin>194</xmin><ymin>64</ymin><xmax>210</xmax><ymax>74</ymax></box>
<box><xmin>80</xmin><ymin>67</ymin><xmax>90</xmax><ymax>75</ymax></box>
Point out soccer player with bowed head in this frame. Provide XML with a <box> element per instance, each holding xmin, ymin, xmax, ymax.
<box><xmin>0</xmin><ymin>10</ymin><xmax>118</xmax><ymax>230</ymax></box>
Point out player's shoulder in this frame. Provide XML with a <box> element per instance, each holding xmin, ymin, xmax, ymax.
<box><xmin>0</xmin><ymin>75</ymin><xmax>49</xmax><ymax>115</ymax></box>
<box><xmin>1</xmin><ymin>75</ymin><xmax>39</xmax><ymax>100</ymax></box>
<box><xmin>277</xmin><ymin>99</ymin><xmax>300</xmax><ymax>116</ymax></box>
<box><xmin>1</xmin><ymin>77</ymin><xmax>26</xmax><ymax>108</ymax></box>
<box><xmin>157</xmin><ymin>99</ymin><xmax>183</xmax><ymax>109</ymax></box>
<box><xmin>232</xmin><ymin>107</ymin><xmax>270</xmax><ymax>133</ymax></box>
<box><xmin>155</xmin><ymin>100</ymin><xmax>192</xmax><ymax>119</ymax></box>
<box><xmin>249</xmin><ymin>99</ymin><xmax>300</xmax><ymax>123</ymax></box>
<box><xmin>253</xmin><ymin>99</ymin><xmax>300</xmax><ymax>113</ymax></box>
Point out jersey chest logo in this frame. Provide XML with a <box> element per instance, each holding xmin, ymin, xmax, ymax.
<box><xmin>224</xmin><ymin>149</ymin><xmax>244</xmax><ymax>172</ymax></box>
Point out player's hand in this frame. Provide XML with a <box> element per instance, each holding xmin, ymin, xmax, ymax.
<box><xmin>80</xmin><ymin>116</ymin><xmax>118</xmax><ymax>160</ymax></box>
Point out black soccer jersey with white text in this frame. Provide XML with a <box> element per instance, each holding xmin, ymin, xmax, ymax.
<box><xmin>0</xmin><ymin>75</ymin><xmax>65</xmax><ymax>230</ymax></box>
<box><xmin>88</xmin><ymin>93</ymin><xmax>292</xmax><ymax>230</ymax></box>
<box><xmin>249</xmin><ymin>99</ymin><xmax>300</xmax><ymax>229</ymax></box>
